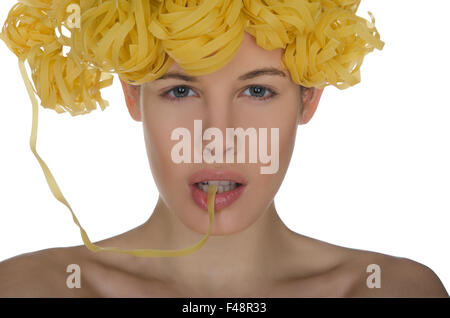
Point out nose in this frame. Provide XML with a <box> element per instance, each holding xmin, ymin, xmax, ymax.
<box><xmin>198</xmin><ymin>94</ymin><xmax>237</xmax><ymax>161</ymax></box>
<box><xmin>204</xmin><ymin>144</ymin><xmax>233</xmax><ymax>157</ymax></box>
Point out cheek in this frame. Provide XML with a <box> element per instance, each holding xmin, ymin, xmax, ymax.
<box><xmin>278</xmin><ymin>110</ymin><xmax>299</xmax><ymax>188</ymax></box>
<box><xmin>142</xmin><ymin>110</ymin><xmax>179</xmax><ymax>193</ymax></box>
<box><xmin>141</xmin><ymin>92</ymin><xmax>177</xmax><ymax>169</ymax></box>
<box><xmin>279</xmin><ymin>107</ymin><xmax>298</xmax><ymax>162</ymax></box>
<box><xmin>249</xmin><ymin>97</ymin><xmax>299</xmax><ymax>198</ymax></box>
<box><xmin>277</xmin><ymin>93</ymin><xmax>300</xmax><ymax>156</ymax></box>
<box><xmin>260</xmin><ymin>96</ymin><xmax>299</xmax><ymax>168</ymax></box>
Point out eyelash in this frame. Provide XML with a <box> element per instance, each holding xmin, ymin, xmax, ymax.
<box><xmin>160</xmin><ymin>85</ymin><xmax>278</xmax><ymax>103</ymax></box>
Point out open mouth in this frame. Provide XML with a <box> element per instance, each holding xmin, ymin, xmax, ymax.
<box><xmin>194</xmin><ymin>180</ymin><xmax>244</xmax><ymax>194</ymax></box>
<box><xmin>188</xmin><ymin>169</ymin><xmax>247</xmax><ymax>211</ymax></box>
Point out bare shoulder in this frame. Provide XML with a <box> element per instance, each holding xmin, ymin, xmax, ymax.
<box><xmin>343</xmin><ymin>249</ymin><xmax>449</xmax><ymax>298</ymax></box>
<box><xmin>287</xmin><ymin>234</ymin><xmax>448</xmax><ymax>298</ymax></box>
<box><xmin>0</xmin><ymin>246</ymin><xmax>97</xmax><ymax>297</ymax></box>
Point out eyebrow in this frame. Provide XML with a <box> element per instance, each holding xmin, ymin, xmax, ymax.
<box><xmin>155</xmin><ymin>67</ymin><xmax>287</xmax><ymax>82</ymax></box>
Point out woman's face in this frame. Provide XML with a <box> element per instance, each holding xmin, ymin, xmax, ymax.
<box><xmin>136</xmin><ymin>32</ymin><xmax>304</xmax><ymax>235</ymax></box>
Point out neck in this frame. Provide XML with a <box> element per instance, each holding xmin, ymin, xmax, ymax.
<box><xmin>125</xmin><ymin>195</ymin><xmax>297</xmax><ymax>294</ymax></box>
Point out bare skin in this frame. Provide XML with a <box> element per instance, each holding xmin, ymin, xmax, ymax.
<box><xmin>0</xmin><ymin>234</ymin><xmax>448</xmax><ymax>297</ymax></box>
<box><xmin>0</xmin><ymin>32</ymin><xmax>448</xmax><ymax>298</ymax></box>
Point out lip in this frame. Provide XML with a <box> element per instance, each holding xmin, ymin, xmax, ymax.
<box><xmin>188</xmin><ymin>169</ymin><xmax>248</xmax><ymax>212</ymax></box>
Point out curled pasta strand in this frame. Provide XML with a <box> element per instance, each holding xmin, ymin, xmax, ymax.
<box><xmin>0</xmin><ymin>1</ymin><xmax>114</xmax><ymax>115</ymax></box>
<box><xmin>282</xmin><ymin>5</ymin><xmax>384</xmax><ymax>89</ymax></box>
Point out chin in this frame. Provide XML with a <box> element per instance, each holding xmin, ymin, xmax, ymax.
<box><xmin>174</xmin><ymin>190</ymin><xmax>269</xmax><ymax>236</ymax></box>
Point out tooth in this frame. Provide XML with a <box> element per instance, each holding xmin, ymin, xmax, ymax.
<box><xmin>197</xmin><ymin>180</ymin><xmax>242</xmax><ymax>192</ymax></box>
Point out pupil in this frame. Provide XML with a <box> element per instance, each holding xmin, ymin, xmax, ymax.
<box><xmin>174</xmin><ymin>86</ymin><xmax>188</xmax><ymax>97</ymax></box>
<box><xmin>251</xmin><ymin>86</ymin><xmax>265</xmax><ymax>97</ymax></box>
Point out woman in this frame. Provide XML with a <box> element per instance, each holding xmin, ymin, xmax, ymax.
<box><xmin>0</xmin><ymin>0</ymin><xmax>448</xmax><ymax>297</ymax></box>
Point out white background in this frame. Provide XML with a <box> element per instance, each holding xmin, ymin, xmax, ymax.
<box><xmin>0</xmin><ymin>1</ymin><xmax>449</xmax><ymax>293</ymax></box>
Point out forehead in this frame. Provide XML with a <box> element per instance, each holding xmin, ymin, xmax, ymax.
<box><xmin>164</xmin><ymin>31</ymin><xmax>288</xmax><ymax>79</ymax></box>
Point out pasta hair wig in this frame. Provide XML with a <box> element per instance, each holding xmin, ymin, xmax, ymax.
<box><xmin>1</xmin><ymin>0</ymin><xmax>384</xmax><ymax>116</ymax></box>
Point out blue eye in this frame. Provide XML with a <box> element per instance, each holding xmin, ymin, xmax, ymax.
<box><xmin>163</xmin><ymin>86</ymin><xmax>196</xmax><ymax>101</ymax></box>
<box><xmin>242</xmin><ymin>86</ymin><xmax>276</xmax><ymax>101</ymax></box>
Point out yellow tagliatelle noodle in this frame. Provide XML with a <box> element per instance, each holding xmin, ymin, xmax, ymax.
<box><xmin>22</xmin><ymin>53</ymin><xmax>218</xmax><ymax>257</ymax></box>
<box><xmin>0</xmin><ymin>0</ymin><xmax>384</xmax><ymax>258</ymax></box>
<box><xmin>18</xmin><ymin>60</ymin><xmax>219</xmax><ymax>254</ymax></box>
